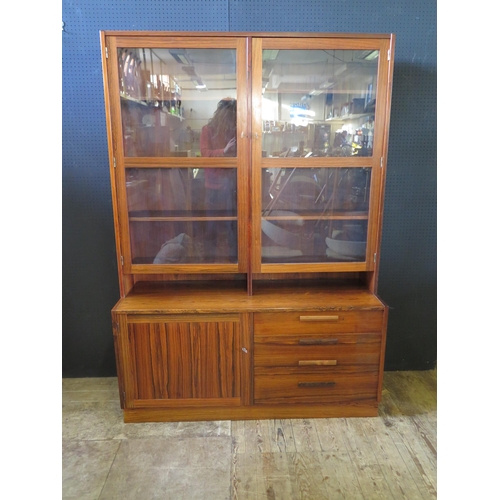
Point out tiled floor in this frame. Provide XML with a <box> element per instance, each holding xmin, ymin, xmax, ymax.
<box><xmin>62</xmin><ymin>370</ymin><xmax>437</xmax><ymax>499</ymax></box>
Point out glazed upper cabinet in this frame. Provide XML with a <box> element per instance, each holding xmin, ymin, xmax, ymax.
<box><xmin>251</xmin><ymin>37</ymin><xmax>392</xmax><ymax>274</ymax></box>
<box><xmin>105</xmin><ymin>36</ymin><xmax>250</xmax><ymax>277</ymax></box>
<box><xmin>102</xmin><ymin>32</ymin><xmax>394</xmax><ymax>289</ymax></box>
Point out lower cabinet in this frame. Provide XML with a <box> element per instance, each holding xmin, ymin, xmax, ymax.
<box><xmin>111</xmin><ymin>286</ymin><xmax>388</xmax><ymax>422</ymax></box>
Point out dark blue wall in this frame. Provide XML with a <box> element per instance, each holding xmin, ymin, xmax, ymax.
<box><xmin>62</xmin><ymin>0</ymin><xmax>436</xmax><ymax>376</ymax></box>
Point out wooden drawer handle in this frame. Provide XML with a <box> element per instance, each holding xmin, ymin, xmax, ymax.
<box><xmin>299</xmin><ymin>339</ymin><xmax>338</xmax><ymax>345</ymax></box>
<box><xmin>298</xmin><ymin>382</ymin><xmax>336</xmax><ymax>388</ymax></box>
<box><xmin>300</xmin><ymin>315</ymin><xmax>339</xmax><ymax>322</ymax></box>
<box><xmin>298</xmin><ymin>360</ymin><xmax>337</xmax><ymax>366</ymax></box>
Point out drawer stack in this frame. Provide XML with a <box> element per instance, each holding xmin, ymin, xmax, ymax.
<box><xmin>254</xmin><ymin>311</ymin><xmax>384</xmax><ymax>405</ymax></box>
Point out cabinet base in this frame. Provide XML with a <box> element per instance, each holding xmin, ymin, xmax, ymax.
<box><xmin>123</xmin><ymin>403</ymin><xmax>379</xmax><ymax>423</ymax></box>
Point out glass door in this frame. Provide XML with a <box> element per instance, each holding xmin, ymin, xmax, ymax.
<box><xmin>107</xmin><ymin>36</ymin><xmax>249</xmax><ymax>274</ymax></box>
<box><xmin>251</xmin><ymin>37</ymin><xmax>391</xmax><ymax>273</ymax></box>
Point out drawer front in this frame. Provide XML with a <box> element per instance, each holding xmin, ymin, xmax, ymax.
<box><xmin>254</xmin><ymin>332</ymin><xmax>381</xmax><ymax>372</ymax></box>
<box><xmin>254</xmin><ymin>310</ymin><xmax>384</xmax><ymax>336</ymax></box>
<box><xmin>253</xmin><ymin>311</ymin><xmax>383</xmax><ymax>404</ymax></box>
<box><xmin>254</xmin><ymin>372</ymin><xmax>378</xmax><ymax>404</ymax></box>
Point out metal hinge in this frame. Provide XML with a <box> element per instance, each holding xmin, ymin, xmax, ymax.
<box><xmin>105</xmin><ymin>46</ymin><xmax>109</xmax><ymax>59</ymax></box>
<box><xmin>388</xmin><ymin>49</ymin><xmax>391</xmax><ymax>61</ymax></box>
<box><xmin>120</xmin><ymin>256</ymin><xmax>124</xmax><ymax>266</ymax></box>
<box><xmin>113</xmin><ymin>157</ymin><xmax>116</xmax><ymax>168</ymax></box>
<box><xmin>374</xmin><ymin>253</ymin><xmax>377</xmax><ymax>263</ymax></box>
<box><xmin>380</xmin><ymin>157</ymin><xmax>384</xmax><ymax>168</ymax></box>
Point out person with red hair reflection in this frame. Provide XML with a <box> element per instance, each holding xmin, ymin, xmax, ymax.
<box><xmin>200</xmin><ymin>98</ymin><xmax>237</xmax><ymax>262</ymax></box>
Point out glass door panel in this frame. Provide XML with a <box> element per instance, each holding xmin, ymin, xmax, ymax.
<box><xmin>126</xmin><ymin>168</ymin><xmax>237</xmax><ymax>264</ymax></box>
<box><xmin>118</xmin><ymin>47</ymin><xmax>237</xmax><ymax>158</ymax></box>
<box><xmin>261</xmin><ymin>167</ymin><xmax>371</xmax><ymax>263</ymax></box>
<box><xmin>261</xmin><ymin>49</ymin><xmax>378</xmax><ymax>158</ymax></box>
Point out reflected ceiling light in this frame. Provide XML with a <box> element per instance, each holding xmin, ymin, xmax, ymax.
<box><xmin>333</xmin><ymin>64</ymin><xmax>347</xmax><ymax>76</ymax></box>
<box><xmin>319</xmin><ymin>79</ymin><xmax>336</xmax><ymax>89</ymax></box>
<box><xmin>262</xmin><ymin>77</ymin><xmax>269</xmax><ymax>94</ymax></box>
<box><xmin>169</xmin><ymin>49</ymin><xmax>191</xmax><ymax>65</ymax></box>
<box><xmin>263</xmin><ymin>50</ymin><xmax>279</xmax><ymax>61</ymax></box>
<box><xmin>362</xmin><ymin>50</ymin><xmax>379</xmax><ymax>61</ymax></box>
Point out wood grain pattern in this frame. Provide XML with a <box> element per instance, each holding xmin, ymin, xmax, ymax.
<box><xmin>123</xmin><ymin>403</ymin><xmax>379</xmax><ymax>422</ymax></box>
<box><xmin>254</xmin><ymin>333</ymin><xmax>381</xmax><ymax>370</ymax></box>
<box><xmin>112</xmin><ymin>281</ymin><xmax>386</xmax><ymax>314</ymax></box>
<box><xmin>128</xmin><ymin>319</ymin><xmax>241</xmax><ymax>403</ymax></box>
<box><xmin>254</xmin><ymin>311</ymin><xmax>384</xmax><ymax>335</ymax></box>
<box><xmin>254</xmin><ymin>372</ymin><xmax>378</xmax><ymax>404</ymax></box>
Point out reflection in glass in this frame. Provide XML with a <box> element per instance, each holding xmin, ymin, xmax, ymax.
<box><xmin>261</xmin><ymin>49</ymin><xmax>378</xmax><ymax>158</ymax></box>
<box><xmin>118</xmin><ymin>48</ymin><xmax>236</xmax><ymax>157</ymax></box>
<box><xmin>126</xmin><ymin>168</ymin><xmax>237</xmax><ymax>264</ymax></box>
<box><xmin>261</xmin><ymin>167</ymin><xmax>370</xmax><ymax>263</ymax></box>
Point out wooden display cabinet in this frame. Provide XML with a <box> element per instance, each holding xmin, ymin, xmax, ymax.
<box><xmin>101</xmin><ymin>31</ymin><xmax>395</xmax><ymax>422</ymax></box>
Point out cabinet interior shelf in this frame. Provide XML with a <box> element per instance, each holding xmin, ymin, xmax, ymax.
<box><xmin>132</xmin><ymin>256</ymin><xmax>237</xmax><ymax>265</ymax></box>
<box><xmin>130</xmin><ymin>216</ymin><xmax>237</xmax><ymax>222</ymax></box>
<box><xmin>262</xmin><ymin>211</ymin><xmax>368</xmax><ymax>221</ymax></box>
<box><xmin>120</xmin><ymin>93</ymin><xmax>184</xmax><ymax>119</ymax></box>
<box><xmin>325</xmin><ymin>113</ymin><xmax>372</xmax><ymax>122</ymax></box>
<box><xmin>128</xmin><ymin>210</ymin><xmax>237</xmax><ymax>221</ymax></box>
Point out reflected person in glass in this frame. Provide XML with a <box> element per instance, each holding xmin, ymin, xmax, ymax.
<box><xmin>200</xmin><ymin>98</ymin><xmax>237</xmax><ymax>262</ymax></box>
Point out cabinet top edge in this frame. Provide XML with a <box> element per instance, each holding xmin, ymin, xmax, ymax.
<box><xmin>111</xmin><ymin>281</ymin><xmax>387</xmax><ymax>314</ymax></box>
<box><xmin>100</xmin><ymin>30</ymin><xmax>394</xmax><ymax>39</ymax></box>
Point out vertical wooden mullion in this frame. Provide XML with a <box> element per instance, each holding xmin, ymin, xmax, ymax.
<box><xmin>362</xmin><ymin>39</ymin><xmax>392</xmax><ymax>279</ymax></box>
<box><xmin>377</xmin><ymin>304</ymin><xmax>390</xmax><ymax>401</ymax></box>
<box><xmin>251</xmin><ymin>38</ymin><xmax>263</xmax><ymax>274</ymax></box>
<box><xmin>245</xmin><ymin>36</ymin><xmax>253</xmax><ymax>295</ymax></box>
<box><xmin>240</xmin><ymin>313</ymin><xmax>252</xmax><ymax>405</ymax></box>
<box><xmin>119</xmin><ymin>316</ymin><xmax>138</xmax><ymax>408</ymax></box>
<box><xmin>368</xmin><ymin>36</ymin><xmax>396</xmax><ymax>294</ymax></box>
<box><xmin>101</xmin><ymin>34</ymin><xmax>134</xmax><ymax>295</ymax></box>
<box><xmin>111</xmin><ymin>311</ymin><xmax>126</xmax><ymax>408</ymax></box>
<box><xmin>236</xmin><ymin>37</ymin><xmax>250</xmax><ymax>275</ymax></box>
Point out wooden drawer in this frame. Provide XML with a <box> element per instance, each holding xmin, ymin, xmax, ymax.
<box><xmin>254</xmin><ymin>310</ymin><xmax>384</xmax><ymax>337</ymax></box>
<box><xmin>254</xmin><ymin>372</ymin><xmax>378</xmax><ymax>404</ymax></box>
<box><xmin>253</xmin><ymin>312</ymin><xmax>383</xmax><ymax>404</ymax></box>
<box><xmin>254</xmin><ymin>332</ymin><xmax>381</xmax><ymax>372</ymax></box>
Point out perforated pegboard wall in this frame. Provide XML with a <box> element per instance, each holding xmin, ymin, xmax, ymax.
<box><xmin>62</xmin><ymin>0</ymin><xmax>436</xmax><ymax>376</ymax></box>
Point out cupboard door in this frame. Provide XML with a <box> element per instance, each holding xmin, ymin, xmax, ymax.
<box><xmin>106</xmin><ymin>36</ymin><xmax>249</xmax><ymax>273</ymax></box>
<box><xmin>122</xmin><ymin>314</ymin><xmax>246</xmax><ymax>408</ymax></box>
<box><xmin>251</xmin><ymin>37</ymin><xmax>392</xmax><ymax>273</ymax></box>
